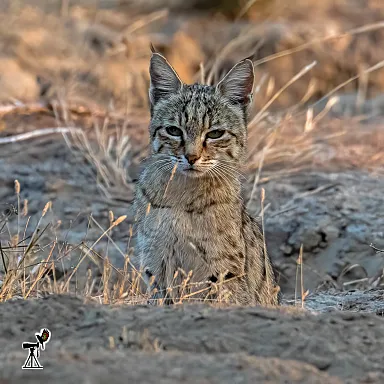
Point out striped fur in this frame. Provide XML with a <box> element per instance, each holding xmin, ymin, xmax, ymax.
<box><xmin>134</xmin><ymin>53</ymin><xmax>280</xmax><ymax>305</ymax></box>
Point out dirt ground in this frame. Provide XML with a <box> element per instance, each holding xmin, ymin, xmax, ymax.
<box><xmin>0</xmin><ymin>294</ymin><xmax>383</xmax><ymax>384</ymax></box>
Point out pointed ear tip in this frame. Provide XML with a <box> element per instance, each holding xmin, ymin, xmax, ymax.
<box><xmin>150</xmin><ymin>52</ymin><xmax>163</xmax><ymax>60</ymax></box>
<box><xmin>243</xmin><ymin>58</ymin><xmax>255</xmax><ymax>72</ymax></box>
<box><xmin>231</xmin><ymin>58</ymin><xmax>254</xmax><ymax>76</ymax></box>
<box><xmin>150</xmin><ymin>52</ymin><xmax>168</xmax><ymax>67</ymax></box>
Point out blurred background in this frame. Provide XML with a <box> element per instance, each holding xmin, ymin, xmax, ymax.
<box><xmin>0</xmin><ymin>0</ymin><xmax>383</xmax><ymax>300</ymax></box>
<box><xmin>2</xmin><ymin>0</ymin><xmax>384</xmax><ymax>112</ymax></box>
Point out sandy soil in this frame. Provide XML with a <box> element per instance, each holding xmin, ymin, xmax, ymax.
<box><xmin>0</xmin><ymin>294</ymin><xmax>383</xmax><ymax>384</ymax></box>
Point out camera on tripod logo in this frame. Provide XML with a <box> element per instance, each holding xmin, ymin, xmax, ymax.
<box><xmin>22</xmin><ymin>328</ymin><xmax>51</xmax><ymax>370</ymax></box>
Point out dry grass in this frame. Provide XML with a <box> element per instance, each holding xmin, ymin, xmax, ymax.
<box><xmin>0</xmin><ymin>180</ymin><xmax>241</xmax><ymax>305</ymax></box>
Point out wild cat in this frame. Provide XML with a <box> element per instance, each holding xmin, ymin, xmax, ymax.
<box><xmin>134</xmin><ymin>51</ymin><xmax>280</xmax><ymax>305</ymax></box>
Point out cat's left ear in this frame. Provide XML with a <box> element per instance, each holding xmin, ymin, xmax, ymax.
<box><xmin>216</xmin><ymin>59</ymin><xmax>254</xmax><ymax>108</ymax></box>
<box><xmin>149</xmin><ymin>53</ymin><xmax>183</xmax><ymax>108</ymax></box>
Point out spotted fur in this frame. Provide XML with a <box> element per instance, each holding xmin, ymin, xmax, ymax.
<box><xmin>134</xmin><ymin>52</ymin><xmax>280</xmax><ymax>305</ymax></box>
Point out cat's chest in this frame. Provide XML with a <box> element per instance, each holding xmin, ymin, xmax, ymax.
<box><xmin>138</xmin><ymin>204</ymin><xmax>246</xmax><ymax>276</ymax></box>
<box><xmin>141</xmin><ymin>205</ymin><xmax>240</xmax><ymax>236</ymax></box>
<box><xmin>139</xmin><ymin>205</ymin><xmax>245</xmax><ymax>264</ymax></box>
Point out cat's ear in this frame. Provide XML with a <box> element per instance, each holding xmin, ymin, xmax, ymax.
<box><xmin>216</xmin><ymin>59</ymin><xmax>254</xmax><ymax>108</ymax></box>
<box><xmin>149</xmin><ymin>53</ymin><xmax>183</xmax><ymax>107</ymax></box>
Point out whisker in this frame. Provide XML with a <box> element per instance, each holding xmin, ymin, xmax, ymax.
<box><xmin>210</xmin><ymin>166</ymin><xmax>232</xmax><ymax>187</ymax></box>
<box><xmin>214</xmin><ymin>163</ymin><xmax>242</xmax><ymax>177</ymax></box>
<box><xmin>215</xmin><ymin>164</ymin><xmax>245</xmax><ymax>180</ymax></box>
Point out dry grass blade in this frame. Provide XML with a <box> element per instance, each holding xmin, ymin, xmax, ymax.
<box><xmin>247</xmin><ymin>148</ymin><xmax>266</xmax><ymax>210</ymax></box>
<box><xmin>370</xmin><ymin>244</ymin><xmax>384</xmax><ymax>253</ymax></box>
<box><xmin>260</xmin><ymin>188</ymin><xmax>270</xmax><ymax>290</ymax></box>
<box><xmin>63</xmin><ymin>215</ymin><xmax>127</xmax><ymax>291</ymax></box>
<box><xmin>24</xmin><ymin>243</ymin><xmax>55</xmax><ymax>299</ymax></box>
<box><xmin>252</xmin><ymin>21</ymin><xmax>384</xmax><ymax>67</ymax></box>
<box><xmin>89</xmin><ymin>215</ymin><xmax>142</xmax><ymax>276</ymax></box>
<box><xmin>0</xmin><ymin>243</ymin><xmax>7</xmax><ymax>275</ymax></box>
<box><xmin>309</xmin><ymin>59</ymin><xmax>384</xmax><ymax>112</ymax></box>
<box><xmin>337</xmin><ymin>264</ymin><xmax>369</xmax><ymax>290</ymax></box>
<box><xmin>295</xmin><ymin>244</ymin><xmax>308</xmax><ymax>308</ymax></box>
<box><xmin>250</xmin><ymin>61</ymin><xmax>317</xmax><ymax>126</ymax></box>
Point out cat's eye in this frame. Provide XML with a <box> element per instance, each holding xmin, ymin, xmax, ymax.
<box><xmin>206</xmin><ymin>130</ymin><xmax>225</xmax><ymax>139</ymax></box>
<box><xmin>165</xmin><ymin>126</ymin><xmax>183</xmax><ymax>137</ymax></box>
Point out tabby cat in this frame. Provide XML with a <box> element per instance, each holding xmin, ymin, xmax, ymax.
<box><xmin>134</xmin><ymin>52</ymin><xmax>280</xmax><ymax>305</ymax></box>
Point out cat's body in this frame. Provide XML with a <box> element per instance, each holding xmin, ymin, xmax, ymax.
<box><xmin>134</xmin><ymin>53</ymin><xmax>280</xmax><ymax>305</ymax></box>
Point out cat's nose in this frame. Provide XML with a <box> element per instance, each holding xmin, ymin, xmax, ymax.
<box><xmin>185</xmin><ymin>153</ymin><xmax>200</xmax><ymax>165</ymax></box>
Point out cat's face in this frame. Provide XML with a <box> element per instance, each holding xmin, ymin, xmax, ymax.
<box><xmin>148</xmin><ymin>53</ymin><xmax>254</xmax><ymax>178</ymax></box>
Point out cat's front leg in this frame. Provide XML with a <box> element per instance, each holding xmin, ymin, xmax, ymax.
<box><xmin>143</xmin><ymin>267</ymin><xmax>173</xmax><ymax>305</ymax></box>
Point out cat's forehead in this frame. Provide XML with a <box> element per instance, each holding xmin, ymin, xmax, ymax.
<box><xmin>178</xmin><ymin>85</ymin><xmax>218</xmax><ymax>128</ymax></box>
<box><xmin>164</xmin><ymin>83</ymin><xmax>226</xmax><ymax>131</ymax></box>
<box><xmin>182</xmin><ymin>84</ymin><xmax>216</xmax><ymax>99</ymax></box>
<box><xmin>152</xmin><ymin>83</ymin><xmax>243</xmax><ymax>134</ymax></box>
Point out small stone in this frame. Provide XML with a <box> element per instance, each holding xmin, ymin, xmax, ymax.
<box><xmin>323</xmin><ymin>226</ymin><xmax>340</xmax><ymax>241</ymax></box>
<box><xmin>302</xmin><ymin>231</ymin><xmax>322</xmax><ymax>250</ymax></box>
<box><xmin>319</xmin><ymin>241</ymin><xmax>328</xmax><ymax>248</ymax></box>
<box><xmin>280</xmin><ymin>244</ymin><xmax>293</xmax><ymax>255</ymax></box>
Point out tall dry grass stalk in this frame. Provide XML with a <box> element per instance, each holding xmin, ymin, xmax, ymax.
<box><xmin>294</xmin><ymin>245</ymin><xmax>309</xmax><ymax>308</ymax></box>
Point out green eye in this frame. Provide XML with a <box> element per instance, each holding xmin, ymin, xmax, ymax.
<box><xmin>165</xmin><ymin>126</ymin><xmax>183</xmax><ymax>137</ymax></box>
<box><xmin>206</xmin><ymin>130</ymin><xmax>225</xmax><ymax>139</ymax></box>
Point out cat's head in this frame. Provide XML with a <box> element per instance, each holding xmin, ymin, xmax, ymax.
<box><xmin>148</xmin><ymin>52</ymin><xmax>254</xmax><ymax>178</ymax></box>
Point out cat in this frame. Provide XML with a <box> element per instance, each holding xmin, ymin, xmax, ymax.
<box><xmin>133</xmin><ymin>51</ymin><xmax>280</xmax><ymax>305</ymax></box>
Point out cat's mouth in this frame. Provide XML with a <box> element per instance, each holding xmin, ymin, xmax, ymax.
<box><xmin>181</xmin><ymin>167</ymin><xmax>205</xmax><ymax>177</ymax></box>
<box><xmin>176</xmin><ymin>158</ymin><xmax>215</xmax><ymax>177</ymax></box>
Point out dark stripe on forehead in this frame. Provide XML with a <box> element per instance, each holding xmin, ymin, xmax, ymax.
<box><xmin>205</xmin><ymin>107</ymin><xmax>213</xmax><ymax>129</ymax></box>
<box><xmin>176</xmin><ymin>111</ymin><xmax>182</xmax><ymax>126</ymax></box>
<box><xmin>181</xmin><ymin>101</ymin><xmax>188</xmax><ymax>123</ymax></box>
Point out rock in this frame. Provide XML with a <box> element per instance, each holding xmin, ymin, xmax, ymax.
<box><xmin>323</xmin><ymin>226</ymin><xmax>340</xmax><ymax>241</ymax></box>
<box><xmin>280</xmin><ymin>244</ymin><xmax>293</xmax><ymax>255</ymax></box>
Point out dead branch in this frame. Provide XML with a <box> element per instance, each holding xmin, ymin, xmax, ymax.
<box><xmin>0</xmin><ymin>127</ymin><xmax>83</xmax><ymax>144</ymax></box>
